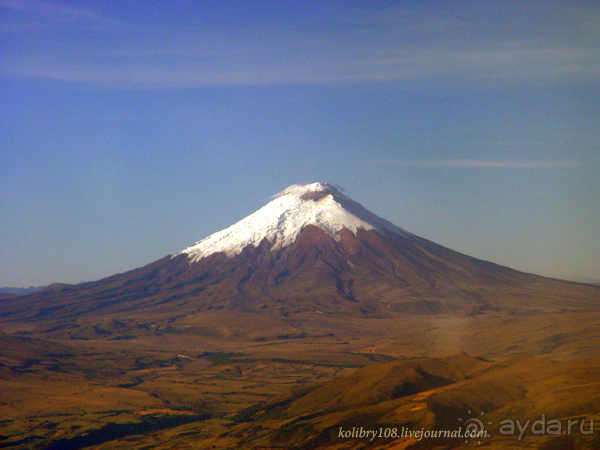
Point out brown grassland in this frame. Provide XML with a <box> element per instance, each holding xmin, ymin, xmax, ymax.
<box><xmin>2</xmin><ymin>306</ymin><xmax>600</xmax><ymax>449</ymax></box>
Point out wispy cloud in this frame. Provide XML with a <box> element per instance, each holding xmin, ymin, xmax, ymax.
<box><xmin>369</xmin><ymin>159</ymin><xmax>584</xmax><ymax>169</ymax></box>
<box><xmin>0</xmin><ymin>0</ymin><xmax>123</xmax><ymax>32</ymax></box>
<box><xmin>4</xmin><ymin>43</ymin><xmax>598</xmax><ymax>90</ymax></box>
<box><xmin>1</xmin><ymin>1</ymin><xmax>599</xmax><ymax>89</ymax></box>
<box><xmin>478</xmin><ymin>141</ymin><xmax>541</xmax><ymax>148</ymax></box>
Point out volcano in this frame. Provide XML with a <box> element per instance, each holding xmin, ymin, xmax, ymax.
<box><xmin>2</xmin><ymin>182</ymin><xmax>599</xmax><ymax>322</ymax></box>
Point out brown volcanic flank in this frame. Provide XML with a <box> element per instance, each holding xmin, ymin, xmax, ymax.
<box><xmin>1</xmin><ymin>183</ymin><xmax>599</xmax><ymax>323</ymax></box>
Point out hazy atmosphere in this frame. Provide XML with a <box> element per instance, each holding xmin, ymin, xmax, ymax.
<box><xmin>1</xmin><ymin>0</ymin><xmax>599</xmax><ymax>287</ymax></box>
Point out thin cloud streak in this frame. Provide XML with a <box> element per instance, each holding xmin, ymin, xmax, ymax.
<box><xmin>0</xmin><ymin>0</ymin><xmax>123</xmax><ymax>32</ymax></box>
<box><xmin>5</xmin><ymin>44</ymin><xmax>599</xmax><ymax>90</ymax></box>
<box><xmin>1</xmin><ymin>2</ymin><xmax>599</xmax><ymax>89</ymax></box>
<box><xmin>370</xmin><ymin>159</ymin><xmax>585</xmax><ymax>169</ymax></box>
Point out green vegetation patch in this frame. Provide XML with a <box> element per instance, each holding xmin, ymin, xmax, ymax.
<box><xmin>199</xmin><ymin>351</ymin><xmax>245</xmax><ymax>365</ymax></box>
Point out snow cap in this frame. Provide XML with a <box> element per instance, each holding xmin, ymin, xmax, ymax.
<box><xmin>178</xmin><ymin>182</ymin><xmax>410</xmax><ymax>262</ymax></box>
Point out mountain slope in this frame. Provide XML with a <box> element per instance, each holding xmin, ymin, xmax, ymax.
<box><xmin>1</xmin><ymin>183</ymin><xmax>598</xmax><ymax>323</ymax></box>
<box><xmin>208</xmin><ymin>353</ymin><xmax>600</xmax><ymax>450</ymax></box>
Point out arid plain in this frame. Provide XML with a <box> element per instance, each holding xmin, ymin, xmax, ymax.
<box><xmin>2</xmin><ymin>285</ymin><xmax>600</xmax><ymax>449</ymax></box>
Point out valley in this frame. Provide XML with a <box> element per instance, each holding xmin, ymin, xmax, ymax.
<box><xmin>3</xmin><ymin>308</ymin><xmax>600</xmax><ymax>449</ymax></box>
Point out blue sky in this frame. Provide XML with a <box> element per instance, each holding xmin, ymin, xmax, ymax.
<box><xmin>1</xmin><ymin>0</ymin><xmax>599</xmax><ymax>286</ymax></box>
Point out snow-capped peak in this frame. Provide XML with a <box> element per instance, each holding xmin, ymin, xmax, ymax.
<box><xmin>178</xmin><ymin>182</ymin><xmax>411</xmax><ymax>262</ymax></box>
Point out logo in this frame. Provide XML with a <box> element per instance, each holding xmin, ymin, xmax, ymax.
<box><xmin>457</xmin><ymin>410</ymin><xmax>492</xmax><ymax>445</ymax></box>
